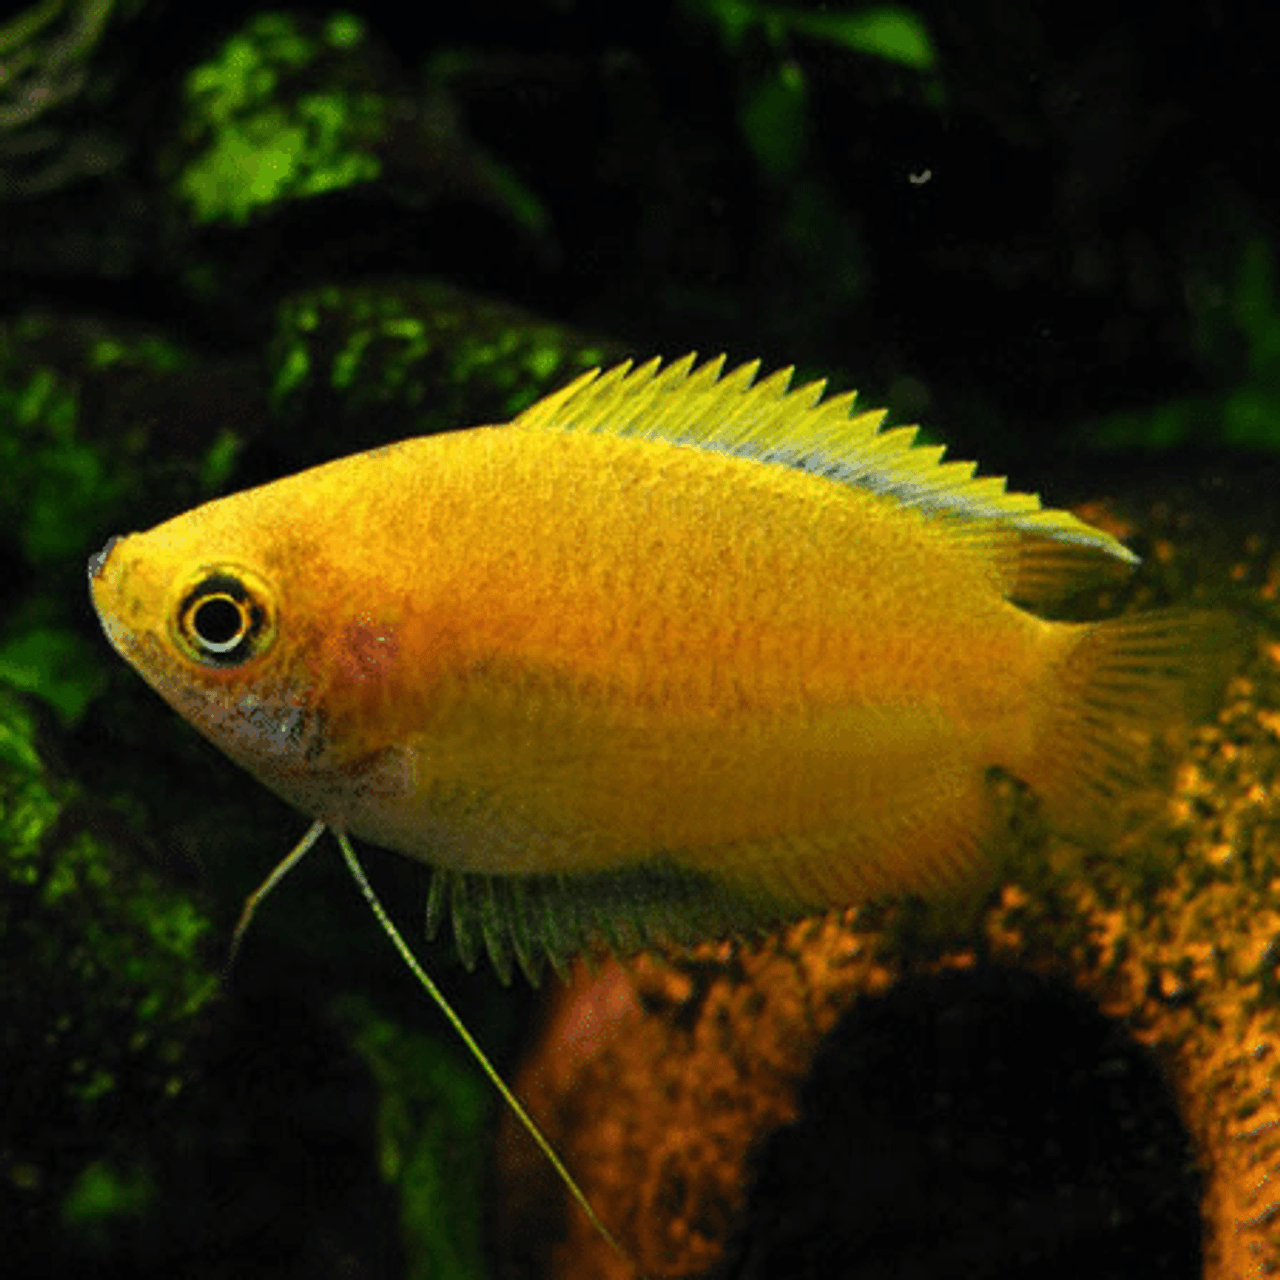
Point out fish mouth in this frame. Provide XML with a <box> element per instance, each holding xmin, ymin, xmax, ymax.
<box><xmin>88</xmin><ymin>536</ymin><xmax>122</xmax><ymax>582</ymax></box>
<box><xmin>86</xmin><ymin>535</ymin><xmax>139</xmax><ymax>663</ymax></box>
<box><xmin>99</xmin><ymin>614</ymin><xmax>170</xmax><ymax>686</ymax></box>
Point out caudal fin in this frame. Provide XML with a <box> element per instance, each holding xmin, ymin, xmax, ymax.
<box><xmin>1027</xmin><ymin>608</ymin><xmax>1245</xmax><ymax>842</ymax></box>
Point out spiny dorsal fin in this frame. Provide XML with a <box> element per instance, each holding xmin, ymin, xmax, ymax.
<box><xmin>511</xmin><ymin>354</ymin><xmax>1139</xmax><ymax>570</ymax></box>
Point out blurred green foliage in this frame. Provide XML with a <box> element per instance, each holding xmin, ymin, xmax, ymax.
<box><xmin>0</xmin><ymin>627</ymin><xmax>104</xmax><ymax>726</ymax></box>
<box><xmin>696</xmin><ymin>2</ymin><xmax>935</xmax><ymax>358</ymax></box>
<box><xmin>334</xmin><ymin>995</ymin><xmax>494</xmax><ymax>1280</ymax></box>
<box><xmin>1084</xmin><ymin>235</ymin><xmax>1280</xmax><ymax>451</ymax></box>
<box><xmin>268</xmin><ymin>280</ymin><xmax>618</xmax><ymax>459</ymax></box>
<box><xmin>0</xmin><ymin>363</ymin><xmax>120</xmax><ymax>565</ymax></box>
<box><xmin>1</xmin><ymin>686</ymin><xmax>219</xmax><ymax>1259</ymax></box>
<box><xmin>176</xmin><ymin>11</ymin><xmax>384</xmax><ymax>227</ymax></box>
<box><xmin>171</xmin><ymin>7</ymin><xmax>549</xmax><ymax>254</ymax></box>
<box><xmin>686</xmin><ymin>0</ymin><xmax>936</xmax><ymax>70</ymax></box>
<box><xmin>60</xmin><ymin>1159</ymin><xmax>156</xmax><ymax>1250</ymax></box>
<box><xmin>692</xmin><ymin>0</ymin><xmax>940</xmax><ymax>204</ymax></box>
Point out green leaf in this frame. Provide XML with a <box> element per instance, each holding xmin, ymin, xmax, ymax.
<box><xmin>332</xmin><ymin>995</ymin><xmax>493</xmax><ymax>1280</ymax></box>
<box><xmin>787</xmin><ymin>5</ymin><xmax>936</xmax><ymax>70</ymax></box>
<box><xmin>0</xmin><ymin>628</ymin><xmax>106</xmax><ymax>726</ymax></box>
<box><xmin>685</xmin><ymin>0</ymin><xmax>936</xmax><ymax>71</ymax></box>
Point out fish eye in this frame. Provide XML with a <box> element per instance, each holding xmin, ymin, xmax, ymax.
<box><xmin>190</xmin><ymin>594</ymin><xmax>248</xmax><ymax>651</ymax></box>
<box><xmin>174</xmin><ymin>569</ymin><xmax>275</xmax><ymax>667</ymax></box>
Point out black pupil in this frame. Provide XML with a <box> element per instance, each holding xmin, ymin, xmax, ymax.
<box><xmin>193</xmin><ymin>595</ymin><xmax>245</xmax><ymax>646</ymax></box>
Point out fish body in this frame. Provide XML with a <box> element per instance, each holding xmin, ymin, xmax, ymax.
<box><xmin>89</xmin><ymin>356</ymin><xmax>1232</xmax><ymax>972</ymax></box>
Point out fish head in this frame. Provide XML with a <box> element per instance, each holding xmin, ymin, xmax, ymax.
<box><xmin>87</xmin><ymin>487</ymin><xmax>345</xmax><ymax>808</ymax></box>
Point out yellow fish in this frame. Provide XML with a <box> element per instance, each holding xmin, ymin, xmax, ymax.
<box><xmin>89</xmin><ymin>354</ymin><xmax>1232</xmax><ymax>980</ymax></box>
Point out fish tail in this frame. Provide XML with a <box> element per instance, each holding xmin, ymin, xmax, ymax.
<box><xmin>1025</xmin><ymin>608</ymin><xmax>1244</xmax><ymax>841</ymax></box>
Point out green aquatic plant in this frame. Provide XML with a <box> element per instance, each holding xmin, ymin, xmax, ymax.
<box><xmin>332</xmin><ymin>994</ymin><xmax>494</xmax><ymax>1280</ymax></box>
<box><xmin>0</xmin><ymin>685</ymin><xmax>218</xmax><ymax>1259</ymax></box>
<box><xmin>60</xmin><ymin>1159</ymin><xmax>155</xmax><ymax>1253</ymax></box>
<box><xmin>175</xmin><ymin>11</ymin><xmax>385</xmax><ymax>227</ymax></box>
<box><xmin>682</xmin><ymin>0</ymin><xmax>936</xmax><ymax>69</ymax></box>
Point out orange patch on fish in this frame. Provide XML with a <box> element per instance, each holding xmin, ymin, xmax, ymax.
<box><xmin>339</xmin><ymin>614</ymin><xmax>400</xmax><ymax>683</ymax></box>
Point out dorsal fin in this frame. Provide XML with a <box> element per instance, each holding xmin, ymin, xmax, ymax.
<box><xmin>511</xmin><ymin>354</ymin><xmax>1140</xmax><ymax>578</ymax></box>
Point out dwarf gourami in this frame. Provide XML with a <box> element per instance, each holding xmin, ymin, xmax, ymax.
<box><xmin>89</xmin><ymin>354</ymin><xmax>1236</xmax><ymax>1267</ymax></box>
